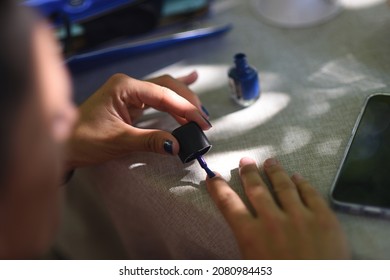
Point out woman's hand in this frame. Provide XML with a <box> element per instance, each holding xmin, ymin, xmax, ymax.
<box><xmin>206</xmin><ymin>157</ymin><xmax>350</xmax><ymax>259</ymax></box>
<box><xmin>65</xmin><ymin>72</ymin><xmax>210</xmax><ymax>170</ymax></box>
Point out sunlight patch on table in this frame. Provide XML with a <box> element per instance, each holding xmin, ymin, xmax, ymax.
<box><xmin>306</xmin><ymin>101</ymin><xmax>331</xmax><ymax>117</ymax></box>
<box><xmin>281</xmin><ymin>126</ymin><xmax>312</xmax><ymax>154</ymax></box>
<box><xmin>308</xmin><ymin>54</ymin><xmax>385</xmax><ymax>90</ymax></box>
<box><xmin>209</xmin><ymin>92</ymin><xmax>290</xmax><ymax>141</ymax></box>
<box><xmin>316</xmin><ymin>139</ymin><xmax>343</xmax><ymax>156</ymax></box>
<box><xmin>169</xmin><ymin>185</ymin><xmax>200</xmax><ymax>196</ymax></box>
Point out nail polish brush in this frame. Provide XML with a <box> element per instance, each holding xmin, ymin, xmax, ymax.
<box><xmin>196</xmin><ymin>155</ymin><xmax>216</xmax><ymax>178</ymax></box>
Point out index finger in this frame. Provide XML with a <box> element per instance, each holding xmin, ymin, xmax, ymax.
<box><xmin>206</xmin><ymin>175</ymin><xmax>254</xmax><ymax>232</ymax></box>
<box><xmin>147</xmin><ymin>72</ymin><xmax>203</xmax><ymax>114</ymax></box>
<box><xmin>127</xmin><ymin>78</ymin><xmax>211</xmax><ymax>130</ymax></box>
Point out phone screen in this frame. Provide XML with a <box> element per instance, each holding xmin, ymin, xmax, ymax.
<box><xmin>331</xmin><ymin>94</ymin><xmax>390</xmax><ymax>209</ymax></box>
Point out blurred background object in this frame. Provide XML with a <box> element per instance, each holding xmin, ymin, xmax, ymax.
<box><xmin>25</xmin><ymin>0</ymin><xmax>211</xmax><ymax>55</ymax></box>
<box><xmin>251</xmin><ymin>0</ymin><xmax>342</xmax><ymax>28</ymax></box>
<box><xmin>24</xmin><ymin>0</ymin><xmax>232</xmax><ymax>72</ymax></box>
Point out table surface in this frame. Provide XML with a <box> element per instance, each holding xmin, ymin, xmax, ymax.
<box><xmin>66</xmin><ymin>0</ymin><xmax>390</xmax><ymax>259</ymax></box>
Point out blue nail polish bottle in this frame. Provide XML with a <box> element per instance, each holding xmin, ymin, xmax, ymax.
<box><xmin>228</xmin><ymin>53</ymin><xmax>260</xmax><ymax>107</ymax></box>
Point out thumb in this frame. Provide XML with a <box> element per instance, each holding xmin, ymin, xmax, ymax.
<box><xmin>176</xmin><ymin>71</ymin><xmax>198</xmax><ymax>86</ymax></box>
<box><xmin>127</xmin><ymin>127</ymin><xmax>180</xmax><ymax>156</ymax></box>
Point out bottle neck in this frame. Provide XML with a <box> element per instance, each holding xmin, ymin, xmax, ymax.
<box><xmin>234</xmin><ymin>53</ymin><xmax>249</xmax><ymax>74</ymax></box>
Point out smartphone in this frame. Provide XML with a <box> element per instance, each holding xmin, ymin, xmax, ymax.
<box><xmin>330</xmin><ymin>93</ymin><xmax>390</xmax><ymax>217</ymax></box>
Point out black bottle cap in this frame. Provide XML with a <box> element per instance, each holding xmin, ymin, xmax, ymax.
<box><xmin>172</xmin><ymin>122</ymin><xmax>212</xmax><ymax>163</ymax></box>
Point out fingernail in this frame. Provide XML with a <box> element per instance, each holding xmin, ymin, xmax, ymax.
<box><xmin>264</xmin><ymin>158</ymin><xmax>278</xmax><ymax>168</ymax></box>
<box><xmin>202</xmin><ymin>116</ymin><xmax>213</xmax><ymax>128</ymax></box>
<box><xmin>207</xmin><ymin>170</ymin><xmax>216</xmax><ymax>178</ymax></box>
<box><xmin>189</xmin><ymin>70</ymin><xmax>198</xmax><ymax>77</ymax></box>
<box><xmin>163</xmin><ymin>140</ymin><xmax>173</xmax><ymax>155</ymax></box>
<box><xmin>201</xmin><ymin>105</ymin><xmax>210</xmax><ymax>117</ymax></box>
<box><xmin>239</xmin><ymin>157</ymin><xmax>256</xmax><ymax>167</ymax></box>
<box><xmin>292</xmin><ymin>173</ymin><xmax>304</xmax><ymax>182</ymax></box>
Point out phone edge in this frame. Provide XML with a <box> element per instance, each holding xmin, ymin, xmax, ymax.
<box><xmin>328</xmin><ymin>92</ymin><xmax>390</xmax><ymax>218</ymax></box>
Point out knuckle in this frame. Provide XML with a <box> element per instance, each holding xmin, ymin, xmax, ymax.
<box><xmin>299</xmin><ymin>180</ymin><xmax>317</xmax><ymax>193</ymax></box>
<box><xmin>154</xmin><ymin>85</ymin><xmax>170</xmax><ymax>109</ymax></box>
<box><xmin>215</xmin><ymin>191</ymin><xmax>237</xmax><ymax>212</ymax></box>
<box><xmin>316</xmin><ymin>212</ymin><xmax>340</xmax><ymax>232</ymax></box>
<box><xmin>159</xmin><ymin>74</ymin><xmax>174</xmax><ymax>84</ymax></box>
<box><xmin>263</xmin><ymin>214</ymin><xmax>286</xmax><ymax>236</ymax></box>
<box><xmin>106</xmin><ymin>73</ymin><xmax>131</xmax><ymax>96</ymax></box>
<box><xmin>245</xmin><ymin>185</ymin><xmax>266</xmax><ymax>200</ymax></box>
<box><xmin>289</xmin><ymin>210</ymin><xmax>310</xmax><ymax>229</ymax></box>
<box><xmin>162</xmin><ymin>74</ymin><xmax>173</xmax><ymax>80</ymax></box>
<box><xmin>273</xmin><ymin>181</ymin><xmax>294</xmax><ymax>194</ymax></box>
<box><xmin>143</xmin><ymin>134</ymin><xmax>159</xmax><ymax>153</ymax></box>
<box><xmin>110</xmin><ymin>73</ymin><xmax>128</xmax><ymax>83</ymax></box>
<box><xmin>245</xmin><ymin>186</ymin><xmax>258</xmax><ymax>199</ymax></box>
<box><xmin>159</xmin><ymin>85</ymin><xmax>171</xmax><ymax>96</ymax></box>
<box><xmin>265</xmin><ymin>164</ymin><xmax>284</xmax><ymax>175</ymax></box>
<box><xmin>239</xmin><ymin>225</ymin><xmax>259</xmax><ymax>246</ymax></box>
<box><xmin>302</xmin><ymin>185</ymin><xmax>319</xmax><ymax>199</ymax></box>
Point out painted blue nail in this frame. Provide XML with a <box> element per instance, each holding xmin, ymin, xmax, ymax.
<box><xmin>201</xmin><ymin>105</ymin><xmax>210</xmax><ymax>117</ymax></box>
<box><xmin>163</xmin><ymin>140</ymin><xmax>173</xmax><ymax>155</ymax></box>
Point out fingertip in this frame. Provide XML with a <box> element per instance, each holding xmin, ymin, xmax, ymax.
<box><xmin>201</xmin><ymin>115</ymin><xmax>213</xmax><ymax>130</ymax></box>
<box><xmin>163</xmin><ymin>136</ymin><xmax>180</xmax><ymax>156</ymax></box>
<box><xmin>189</xmin><ymin>70</ymin><xmax>198</xmax><ymax>80</ymax></box>
<box><xmin>205</xmin><ymin>172</ymin><xmax>223</xmax><ymax>191</ymax></box>
<box><xmin>291</xmin><ymin>173</ymin><xmax>304</xmax><ymax>183</ymax></box>
<box><xmin>201</xmin><ymin>105</ymin><xmax>210</xmax><ymax>118</ymax></box>
<box><xmin>239</xmin><ymin>157</ymin><xmax>257</xmax><ymax>167</ymax></box>
<box><xmin>170</xmin><ymin>137</ymin><xmax>180</xmax><ymax>155</ymax></box>
<box><xmin>180</xmin><ymin>70</ymin><xmax>198</xmax><ymax>85</ymax></box>
<box><xmin>206</xmin><ymin>171</ymin><xmax>221</xmax><ymax>181</ymax></box>
<box><xmin>163</xmin><ymin>140</ymin><xmax>173</xmax><ymax>155</ymax></box>
<box><xmin>263</xmin><ymin>157</ymin><xmax>279</xmax><ymax>169</ymax></box>
<box><xmin>189</xmin><ymin>111</ymin><xmax>212</xmax><ymax>130</ymax></box>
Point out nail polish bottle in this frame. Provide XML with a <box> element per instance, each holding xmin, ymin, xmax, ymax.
<box><xmin>228</xmin><ymin>53</ymin><xmax>260</xmax><ymax>107</ymax></box>
<box><xmin>172</xmin><ymin>122</ymin><xmax>215</xmax><ymax>178</ymax></box>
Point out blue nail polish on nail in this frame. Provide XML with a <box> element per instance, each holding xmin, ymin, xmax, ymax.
<box><xmin>201</xmin><ymin>105</ymin><xmax>210</xmax><ymax>117</ymax></box>
<box><xmin>163</xmin><ymin>140</ymin><xmax>173</xmax><ymax>155</ymax></box>
<box><xmin>196</xmin><ymin>155</ymin><xmax>216</xmax><ymax>178</ymax></box>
